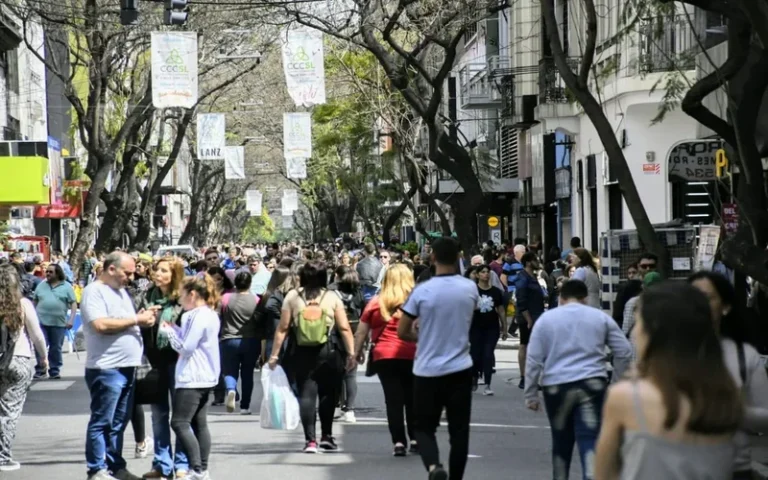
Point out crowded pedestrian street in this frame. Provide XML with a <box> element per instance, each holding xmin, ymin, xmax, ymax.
<box><xmin>3</xmin><ymin>0</ymin><xmax>768</xmax><ymax>479</ymax></box>
<box><xmin>8</xmin><ymin>342</ymin><xmax>583</xmax><ymax>479</ymax></box>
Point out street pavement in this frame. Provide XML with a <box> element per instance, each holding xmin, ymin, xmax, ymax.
<box><xmin>8</xmin><ymin>345</ymin><xmax>584</xmax><ymax>480</ymax></box>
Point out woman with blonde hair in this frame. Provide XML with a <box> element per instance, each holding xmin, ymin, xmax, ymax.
<box><xmin>0</xmin><ymin>264</ymin><xmax>48</xmax><ymax>472</ymax></box>
<box><xmin>138</xmin><ymin>258</ymin><xmax>189</xmax><ymax>480</ymax></box>
<box><xmin>353</xmin><ymin>264</ymin><xmax>418</xmax><ymax>456</ymax></box>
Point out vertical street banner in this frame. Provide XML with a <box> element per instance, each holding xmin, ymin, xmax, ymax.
<box><xmin>151</xmin><ymin>32</ymin><xmax>199</xmax><ymax>108</ymax></box>
<box><xmin>197</xmin><ymin>114</ymin><xmax>226</xmax><ymax>159</ymax></box>
<box><xmin>283</xmin><ymin>112</ymin><xmax>312</xmax><ymax>159</ymax></box>
<box><xmin>281</xmin><ymin>27</ymin><xmax>326</xmax><ymax>107</ymax></box>
<box><xmin>224</xmin><ymin>146</ymin><xmax>245</xmax><ymax>179</ymax></box>
<box><xmin>282</xmin><ymin>189</ymin><xmax>298</xmax><ymax>216</ymax></box>
<box><xmin>245</xmin><ymin>190</ymin><xmax>262</xmax><ymax>213</ymax></box>
<box><xmin>286</xmin><ymin>157</ymin><xmax>307</xmax><ymax>179</ymax></box>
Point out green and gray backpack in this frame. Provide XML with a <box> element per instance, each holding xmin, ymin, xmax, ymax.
<box><xmin>294</xmin><ymin>291</ymin><xmax>332</xmax><ymax>346</ymax></box>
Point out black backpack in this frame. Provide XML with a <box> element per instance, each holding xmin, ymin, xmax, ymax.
<box><xmin>337</xmin><ymin>290</ymin><xmax>363</xmax><ymax>332</ymax></box>
<box><xmin>0</xmin><ymin>321</ymin><xmax>19</xmax><ymax>373</ymax></box>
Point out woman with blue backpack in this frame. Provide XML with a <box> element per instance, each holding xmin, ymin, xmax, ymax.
<box><xmin>268</xmin><ymin>261</ymin><xmax>357</xmax><ymax>454</ymax></box>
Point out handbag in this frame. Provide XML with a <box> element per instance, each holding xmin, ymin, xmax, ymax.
<box><xmin>364</xmin><ymin>322</ymin><xmax>385</xmax><ymax>377</ymax></box>
<box><xmin>134</xmin><ymin>326</ymin><xmax>169</xmax><ymax>405</ymax></box>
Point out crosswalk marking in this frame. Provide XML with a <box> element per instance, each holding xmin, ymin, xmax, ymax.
<box><xmin>30</xmin><ymin>380</ymin><xmax>76</xmax><ymax>391</ymax></box>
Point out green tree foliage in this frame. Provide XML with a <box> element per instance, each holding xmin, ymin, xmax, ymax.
<box><xmin>241</xmin><ymin>209</ymin><xmax>276</xmax><ymax>243</ymax></box>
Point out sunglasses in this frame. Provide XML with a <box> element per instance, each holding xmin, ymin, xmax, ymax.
<box><xmin>638</xmin><ymin>263</ymin><xmax>656</xmax><ymax>270</ymax></box>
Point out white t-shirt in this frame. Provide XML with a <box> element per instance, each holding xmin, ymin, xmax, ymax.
<box><xmin>81</xmin><ymin>281</ymin><xmax>142</xmax><ymax>370</ymax></box>
<box><xmin>401</xmin><ymin>274</ymin><xmax>478</xmax><ymax>377</ymax></box>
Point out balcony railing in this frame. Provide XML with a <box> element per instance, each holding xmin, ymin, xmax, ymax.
<box><xmin>638</xmin><ymin>14</ymin><xmax>699</xmax><ymax>73</ymax></box>
<box><xmin>538</xmin><ymin>56</ymin><xmax>581</xmax><ymax>104</ymax></box>
<box><xmin>459</xmin><ymin>63</ymin><xmax>502</xmax><ymax>110</ymax></box>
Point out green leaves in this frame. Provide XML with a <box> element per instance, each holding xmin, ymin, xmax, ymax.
<box><xmin>240</xmin><ymin>208</ymin><xmax>276</xmax><ymax>243</ymax></box>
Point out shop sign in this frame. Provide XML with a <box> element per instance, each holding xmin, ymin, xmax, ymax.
<box><xmin>722</xmin><ymin>202</ymin><xmax>739</xmax><ymax>237</ymax></box>
<box><xmin>668</xmin><ymin>140</ymin><xmax>721</xmax><ymax>182</ymax></box>
<box><xmin>520</xmin><ymin>205</ymin><xmax>540</xmax><ymax>219</ymax></box>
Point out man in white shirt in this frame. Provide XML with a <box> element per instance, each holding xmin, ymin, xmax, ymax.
<box><xmin>399</xmin><ymin>237</ymin><xmax>478</xmax><ymax>480</ymax></box>
<box><xmin>81</xmin><ymin>252</ymin><xmax>157</xmax><ymax>480</ymax></box>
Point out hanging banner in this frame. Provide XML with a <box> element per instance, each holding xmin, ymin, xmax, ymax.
<box><xmin>283</xmin><ymin>113</ymin><xmax>312</xmax><ymax>159</ymax></box>
<box><xmin>286</xmin><ymin>157</ymin><xmax>307</xmax><ymax>179</ymax></box>
<box><xmin>245</xmin><ymin>190</ymin><xmax>262</xmax><ymax>213</ymax></box>
<box><xmin>249</xmin><ymin>209</ymin><xmax>262</xmax><ymax>217</ymax></box>
<box><xmin>281</xmin><ymin>198</ymin><xmax>294</xmax><ymax>216</ymax></box>
<box><xmin>197</xmin><ymin>114</ymin><xmax>226</xmax><ymax>159</ymax></box>
<box><xmin>281</xmin><ymin>27</ymin><xmax>326</xmax><ymax>107</ymax></box>
<box><xmin>224</xmin><ymin>146</ymin><xmax>245</xmax><ymax>179</ymax></box>
<box><xmin>696</xmin><ymin>225</ymin><xmax>721</xmax><ymax>271</ymax></box>
<box><xmin>151</xmin><ymin>32</ymin><xmax>199</xmax><ymax>108</ymax></box>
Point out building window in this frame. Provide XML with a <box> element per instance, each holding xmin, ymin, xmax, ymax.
<box><xmin>607</xmin><ymin>183</ymin><xmax>623</xmax><ymax>229</ymax></box>
<box><xmin>5</xmin><ymin>48</ymin><xmax>18</xmax><ymax>94</ymax></box>
<box><xmin>465</xmin><ymin>23</ymin><xmax>478</xmax><ymax>41</ymax></box>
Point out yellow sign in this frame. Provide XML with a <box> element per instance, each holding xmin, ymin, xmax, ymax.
<box><xmin>487</xmin><ymin>216</ymin><xmax>500</xmax><ymax>228</ymax></box>
<box><xmin>716</xmin><ymin>149</ymin><xmax>729</xmax><ymax>177</ymax></box>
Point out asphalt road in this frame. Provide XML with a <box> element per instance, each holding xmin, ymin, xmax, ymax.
<box><xmin>8</xmin><ymin>346</ymin><xmax>584</xmax><ymax>480</ymax></box>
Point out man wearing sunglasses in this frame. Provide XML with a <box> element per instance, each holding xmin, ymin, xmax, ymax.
<box><xmin>636</xmin><ymin>253</ymin><xmax>658</xmax><ymax>278</ymax></box>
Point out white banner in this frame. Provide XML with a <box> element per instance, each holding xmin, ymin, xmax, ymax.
<box><xmin>281</xmin><ymin>27</ymin><xmax>326</xmax><ymax>107</ymax></box>
<box><xmin>249</xmin><ymin>209</ymin><xmax>262</xmax><ymax>217</ymax></box>
<box><xmin>283</xmin><ymin>113</ymin><xmax>312</xmax><ymax>159</ymax></box>
<box><xmin>151</xmin><ymin>32</ymin><xmax>198</xmax><ymax>108</ymax></box>
<box><xmin>197</xmin><ymin>114</ymin><xmax>225</xmax><ymax>159</ymax></box>
<box><xmin>282</xmin><ymin>216</ymin><xmax>294</xmax><ymax>229</ymax></box>
<box><xmin>224</xmin><ymin>146</ymin><xmax>245</xmax><ymax>179</ymax></box>
<box><xmin>245</xmin><ymin>190</ymin><xmax>262</xmax><ymax>213</ymax></box>
<box><xmin>281</xmin><ymin>198</ymin><xmax>295</xmax><ymax>217</ymax></box>
<box><xmin>286</xmin><ymin>157</ymin><xmax>307</xmax><ymax>179</ymax></box>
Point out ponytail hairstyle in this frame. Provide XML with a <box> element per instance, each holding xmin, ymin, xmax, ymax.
<box><xmin>182</xmin><ymin>274</ymin><xmax>220</xmax><ymax>308</ymax></box>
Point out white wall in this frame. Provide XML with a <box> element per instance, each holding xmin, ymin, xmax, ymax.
<box><xmin>17</xmin><ymin>19</ymin><xmax>48</xmax><ymax>141</ymax></box>
<box><xmin>570</xmin><ymin>93</ymin><xmax>699</xmax><ymax>247</ymax></box>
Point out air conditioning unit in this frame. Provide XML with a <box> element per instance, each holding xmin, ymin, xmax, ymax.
<box><xmin>602</xmin><ymin>152</ymin><xmax>618</xmax><ymax>185</ymax></box>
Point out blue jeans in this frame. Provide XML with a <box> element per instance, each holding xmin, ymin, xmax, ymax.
<box><xmin>221</xmin><ymin>338</ymin><xmax>260</xmax><ymax>409</ymax></box>
<box><xmin>84</xmin><ymin>367</ymin><xmax>135</xmax><ymax>476</ymax></box>
<box><xmin>542</xmin><ymin>377</ymin><xmax>607</xmax><ymax>480</ymax></box>
<box><xmin>36</xmin><ymin>325</ymin><xmax>67</xmax><ymax>376</ymax></box>
<box><xmin>151</xmin><ymin>363</ymin><xmax>189</xmax><ymax>476</ymax></box>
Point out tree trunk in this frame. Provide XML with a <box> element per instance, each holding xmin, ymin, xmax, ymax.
<box><xmin>69</xmin><ymin>160</ymin><xmax>112</xmax><ymax>278</ymax></box>
<box><xmin>541</xmin><ymin>0</ymin><xmax>666</xmax><ymax>274</ymax></box>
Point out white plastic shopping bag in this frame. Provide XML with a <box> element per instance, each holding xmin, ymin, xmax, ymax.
<box><xmin>260</xmin><ymin>366</ymin><xmax>300</xmax><ymax>430</ymax></box>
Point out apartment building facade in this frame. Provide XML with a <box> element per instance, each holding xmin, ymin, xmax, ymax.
<box><xmin>500</xmin><ymin>0</ymin><xmax>725</xmax><ymax>254</ymax></box>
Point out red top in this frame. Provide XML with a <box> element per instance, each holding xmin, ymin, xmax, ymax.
<box><xmin>361</xmin><ymin>296</ymin><xmax>417</xmax><ymax>362</ymax></box>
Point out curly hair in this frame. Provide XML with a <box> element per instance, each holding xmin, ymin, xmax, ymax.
<box><xmin>0</xmin><ymin>263</ymin><xmax>24</xmax><ymax>334</ymax></box>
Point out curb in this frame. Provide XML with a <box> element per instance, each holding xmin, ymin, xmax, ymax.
<box><xmin>754</xmin><ymin>461</ymin><xmax>768</xmax><ymax>480</ymax></box>
<box><xmin>496</xmin><ymin>342</ymin><xmax>519</xmax><ymax>351</ymax></box>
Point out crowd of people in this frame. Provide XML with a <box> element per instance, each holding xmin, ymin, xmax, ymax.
<box><xmin>0</xmin><ymin>235</ymin><xmax>766</xmax><ymax>480</ymax></box>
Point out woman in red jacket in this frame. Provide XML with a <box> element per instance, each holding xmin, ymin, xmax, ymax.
<box><xmin>354</xmin><ymin>264</ymin><xmax>417</xmax><ymax>457</ymax></box>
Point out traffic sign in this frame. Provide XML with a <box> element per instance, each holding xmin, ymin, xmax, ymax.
<box><xmin>487</xmin><ymin>216</ymin><xmax>500</xmax><ymax>227</ymax></box>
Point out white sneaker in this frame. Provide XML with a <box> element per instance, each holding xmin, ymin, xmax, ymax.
<box><xmin>483</xmin><ymin>388</ymin><xmax>495</xmax><ymax>396</ymax></box>
<box><xmin>240</xmin><ymin>408</ymin><xmax>252</xmax><ymax>415</ymax></box>
<box><xmin>225</xmin><ymin>390</ymin><xmax>237</xmax><ymax>413</ymax></box>
<box><xmin>135</xmin><ymin>437</ymin><xmax>153</xmax><ymax>458</ymax></box>
<box><xmin>0</xmin><ymin>460</ymin><xmax>21</xmax><ymax>472</ymax></box>
<box><xmin>342</xmin><ymin>410</ymin><xmax>357</xmax><ymax>423</ymax></box>
<box><xmin>87</xmin><ymin>470</ymin><xmax>118</xmax><ymax>480</ymax></box>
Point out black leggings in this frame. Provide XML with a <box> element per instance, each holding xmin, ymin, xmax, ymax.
<box><xmin>413</xmin><ymin>368</ymin><xmax>473</xmax><ymax>480</ymax></box>
<box><xmin>470</xmin><ymin>327</ymin><xmax>499</xmax><ymax>387</ymax></box>
<box><xmin>292</xmin><ymin>346</ymin><xmax>342</xmax><ymax>442</ymax></box>
<box><xmin>376</xmin><ymin>359</ymin><xmax>415</xmax><ymax>445</ymax></box>
<box><xmin>171</xmin><ymin>388</ymin><xmax>212</xmax><ymax>473</ymax></box>
<box><xmin>131</xmin><ymin>403</ymin><xmax>145</xmax><ymax>443</ymax></box>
